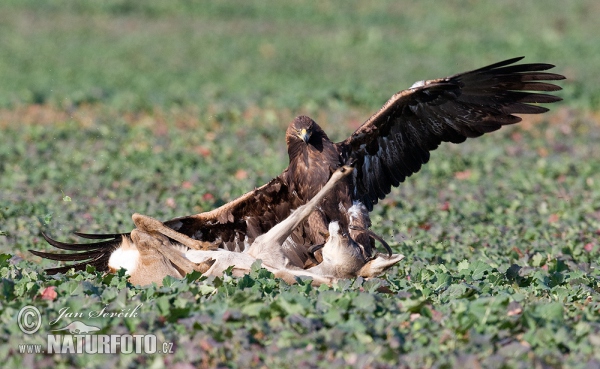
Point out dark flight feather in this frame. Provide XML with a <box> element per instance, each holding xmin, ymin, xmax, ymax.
<box><xmin>337</xmin><ymin>57</ymin><xmax>564</xmax><ymax>210</ymax></box>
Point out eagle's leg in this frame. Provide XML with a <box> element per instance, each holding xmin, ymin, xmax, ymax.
<box><xmin>343</xmin><ymin>224</ymin><xmax>374</xmax><ymax>261</ymax></box>
<box><xmin>132</xmin><ymin>213</ymin><xmax>218</xmax><ymax>251</ymax></box>
<box><xmin>365</xmin><ymin>229</ymin><xmax>393</xmax><ymax>257</ymax></box>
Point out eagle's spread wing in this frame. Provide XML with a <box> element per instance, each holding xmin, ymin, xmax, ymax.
<box><xmin>33</xmin><ymin>174</ymin><xmax>302</xmax><ymax>273</ymax></box>
<box><xmin>336</xmin><ymin>57</ymin><xmax>564</xmax><ymax>210</ymax></box>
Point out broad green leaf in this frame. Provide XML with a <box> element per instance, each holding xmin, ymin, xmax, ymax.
<box><xmin>199</xmin><ymin>284</ymin><xmax>216</xmax><ymax>295</ymax></box>
<box><xmin>458</xmin><ymin>260</ymin><xmax>470</xmax><ymax>271</ymax></box>
<box><xmin>470</xmin><ymin>261</ymin><xmax>493</xmax><ymax>280</ymax></box>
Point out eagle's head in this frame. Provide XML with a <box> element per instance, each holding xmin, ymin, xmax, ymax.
<box><xmin>286</xmin><ymin>115</ymin><xmax>328</xmax><ymax>147</ymax></box>
<box><xmin>284</xmin><ymin>116</ymin><xmax>338</xmax><ymax>192</ymax></box>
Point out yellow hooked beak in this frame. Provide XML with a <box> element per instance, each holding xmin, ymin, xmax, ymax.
<box><xmin>298</xmin><ymin>128</ymin><xmax>311</xmax><ymax>143</ymax></box>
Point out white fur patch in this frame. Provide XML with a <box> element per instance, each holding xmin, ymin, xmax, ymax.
<box><xmin>328</xmin><ymin>221</ymin><xmax>340</xmax><ymax>235</ymax></box>
<box><xmin>108</xmin><ymin>240</ymin><xmax>139</xmax><ymax>274</ymax></box>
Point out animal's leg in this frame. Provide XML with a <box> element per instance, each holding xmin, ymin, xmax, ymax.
<box><xmin>187</xmin><ymin>249</ymin><xmax>255</xmax><ymax>277</ymax></box>
<box><xmin>132</xmin><ymin>213</ymin><xmax>218</xmax><ymax>251</ymax></box>
<box><xmin>248</xmin><ymin>166</ymin><xmax>353</xmax><ymax>272</ymax></box>
<box><xmin>253</xmin><ymin>165</ymin><xmax>354</xmax><ymax>247</ymax></box>
<box><xmin>273</xmin><ymin>269</ymin><xmax>337</xmax><ymax>287</ymax></box>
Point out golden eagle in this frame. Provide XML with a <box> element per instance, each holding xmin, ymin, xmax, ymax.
<box><xmin>33</xmin><ymin>57</ymin><xmax>564</xmax><ymax>273</ymax></box>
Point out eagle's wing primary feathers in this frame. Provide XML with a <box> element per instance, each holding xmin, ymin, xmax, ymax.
<box><xmin>336</xmin><ymin>57</ymin><xmax>565</xmax><ymax>210</ymax></box>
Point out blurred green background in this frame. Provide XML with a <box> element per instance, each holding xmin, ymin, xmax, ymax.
<box><xmin>0</xmin><ymin>0</ymin><xmax>598</xmax><ymax>112</ymax></box>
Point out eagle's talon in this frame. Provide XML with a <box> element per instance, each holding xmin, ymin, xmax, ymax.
<box><xmin>367</xmin><ymin>230</ymin><xmax>393</xmax><ymax>257</ymax></box>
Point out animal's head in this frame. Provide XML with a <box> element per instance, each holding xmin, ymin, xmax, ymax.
<box><xmin>318</xmin><ymin>221</ymin><xmax>404</xmax><ymax>279</ymax></box>
<box><xmin>313</xmin><ymin>222</ymin><xmax>367</xmax><ymax>278</ymax></box>
<box><xmin>322</xmin><ymin>222</ymin><xmax>362</xmax><ymax>263</ymax></box>
<box><xmin>357</xmin><ymin>253</ymin><xmax>405</xmax><ymax>278</ymax></box>
<box><xmin>286</xmin><ymin>116</ymin><xmax>329</xmax><ymax>151</ymax></box>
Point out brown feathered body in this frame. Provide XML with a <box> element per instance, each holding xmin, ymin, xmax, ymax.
<box><xmin>34</xmin><ymin>57</ymin><xmax>565</xmax><ymax>274</ymax></box>
<box><xmin>284</xmin><ymin>117</ymin><xmax>351</xmax><ymax>241</ymax></box>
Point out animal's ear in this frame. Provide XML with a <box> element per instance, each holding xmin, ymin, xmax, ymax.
<box><xmin>357</xmin><ymin>253</ymin><xmax>404</xmax><ymax>278</ymax></box>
